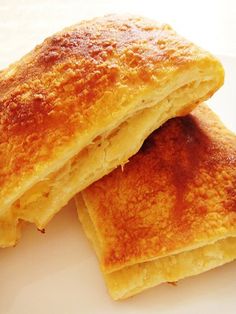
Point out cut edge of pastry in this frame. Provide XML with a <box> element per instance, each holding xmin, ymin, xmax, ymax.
<box><xmin>75</xmin><ymin>194</ymin><xmax>236</xmax><ymax>300</ymax></box>
<box><xmin>0</xmin><ymin>67</ymin><xmax>222</xmax><ymax>247</ymax></box>
<box><xmin>109</xmin><ymin>237</ymin><xmax>236</xmax><ymax>300</ymax></box>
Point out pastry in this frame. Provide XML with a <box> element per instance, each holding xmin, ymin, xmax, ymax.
<box><xmin>76</xmin><ymin>104</ymin><xmax>236</xmax><ymax>299</ymax></box>
<box><xmin>0</xmin><ymin>15</ymin><xmax>224</xmax><ymax>246</ymax></box>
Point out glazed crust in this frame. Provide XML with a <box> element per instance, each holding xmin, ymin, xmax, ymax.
<box><xmin>0</xmin><ymin>14</ymin><xmax>224</xmax><ymax>215</ymax></box>
<box><xmin>81</xmin><ymin>104</ymin><xmax>236</xmax><ymax>273</ymax></box>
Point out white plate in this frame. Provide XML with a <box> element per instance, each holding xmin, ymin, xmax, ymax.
<box><xmin>0</xmin><ymin>56</ymin><xmax>235</xmax><ymax>314</ymax></box>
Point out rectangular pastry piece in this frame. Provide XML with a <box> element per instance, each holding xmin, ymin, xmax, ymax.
<box><xmin>0</xmin><ymin>15</ymin><xmax>224</xmax><ymax>246</ymax></box>
<box><xmin>76</xmin><ymin>104</ymin><xmax>236</xmax><ymax>299</ymax></box>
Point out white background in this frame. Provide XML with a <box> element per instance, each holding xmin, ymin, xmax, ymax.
<box><xmin>0</xmin><ymin>1</ymin><xmax>236</xmax><ymax>313</ymax></box>
<box><xmin>0</xmin><ymin>0</ymin><xmax>236</xmax><ymax>69</ymax></box>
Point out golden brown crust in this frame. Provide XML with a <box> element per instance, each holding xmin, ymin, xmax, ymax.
<box><xmin>76</xmin><ymin>194</ymin><xmax>236</xmax><ymax>299</ymax></box>
<box><xmin>0</xmin><ymin>14</ymin><xmax>225</xmax><ymax>252</ymax></box>
<box><xmin>82</xmin><ymin>104</ymin><xmax>236</xmax><ymax>272</ymax></box>
<box><xmin>0</xmin><ymin>14</ymin><xmax>224</xmax><ymax>211</ymax></box>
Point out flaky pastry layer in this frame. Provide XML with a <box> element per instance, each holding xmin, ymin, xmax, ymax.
<box><xmin>76</xmin><ymin>194</ymin><xmax>236</xmax><ymax>300</ymax></box>
<box><xmin>0</xmin><ymin>15</ymin><xmax>224</xmax><ymax>246</ymax></box>
<box><xmin>76</xmin><ymin>104</ymin><xmax>236</xmax><ymax>299</ymax></box>
<box><xmin>0</xmin><ymin>79</ymin><xmax>218</xmax><ymax>246</ymax></box>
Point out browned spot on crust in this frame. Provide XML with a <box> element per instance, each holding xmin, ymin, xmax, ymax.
<box><xmin>37</xmin><ymin>228</ymin><xmax>46</xmax><ymax>234</ymax></box>
<box><xmin>168</xmin><ymin>281</ymin><xmax>178</xmax><ymax>286</ymax></box>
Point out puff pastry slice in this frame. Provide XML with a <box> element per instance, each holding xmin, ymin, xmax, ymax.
<box><xmin>76</xmin><ymin>104</ymin><xmax>236</xmax><ymax>299</ymax></box>
<box><xmin>0</xmin><ymin>15</ymin><xmax>224</xmax><ymax>246</ymax></box>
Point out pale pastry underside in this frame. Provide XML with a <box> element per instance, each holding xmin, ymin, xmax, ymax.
<box><xmin>0</xmin><ymin>74</ymin><xmax>218</xmax><ymax>247</ymax></box>
<box><xmin>75</xmin><ymin>195</ymin><xmax>236</xmax><ymax>300</ymax></box>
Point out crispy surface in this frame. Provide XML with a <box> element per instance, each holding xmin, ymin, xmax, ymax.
<box><xmin>81</xmin><ymin>104</ymin><xmax>236</xmax><ymax>273</ymax></box>
<box><xmin>0</xmin><ymin>14</ymin><xmax>223</xmax><ymax>213</ymax></box>
<box><xmin>105</xmin><ymin>237</ymin><xmax>236</xmax><ymax>299</ymax></box>
<box><xmin>0</xmin><ymin>80</ymin><xmax>216</xmax><ymax>247</ymax></box>
<box><xmin>77</xmin><ymin>194</ymin><xmax>236</xmax><ymax>299</ymax></box>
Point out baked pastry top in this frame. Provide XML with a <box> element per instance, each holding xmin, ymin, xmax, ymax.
<box><xmin>78</xmin><ymin>104</ymin><xmax>236</xmax><ymax>299</ymax></box>
<box><xmin>0</xmin><ymin>15</ymin><xmax>224</xmax><ymax>247</ymax></box>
